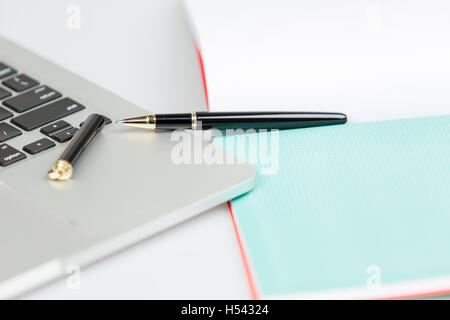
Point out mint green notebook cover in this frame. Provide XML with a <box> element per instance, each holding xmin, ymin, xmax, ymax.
<box><xmin>216</xmin><ymin>115</ymin><xmax>450</xmax><ymax>298</ymax></box>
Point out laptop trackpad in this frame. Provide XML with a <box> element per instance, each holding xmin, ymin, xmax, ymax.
<box><xmin>0</xmin><ymin>183</ymin><xmax>90</xmax><ymax>283</ymax></box>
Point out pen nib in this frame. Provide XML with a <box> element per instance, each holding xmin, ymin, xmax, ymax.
<box><xmin>114</xmin><ymin>115</ymin><xmax>156</xmax><ymax>129</ymax></box>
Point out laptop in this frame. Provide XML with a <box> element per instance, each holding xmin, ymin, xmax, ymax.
<box><xmin>0</xmin><ymin>36</ymin><xmax>255</xmax><ymax>298</ymax></box>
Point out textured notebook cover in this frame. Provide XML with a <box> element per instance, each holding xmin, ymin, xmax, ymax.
<box><xmin>216</xmin><ymin>115</ymin><xmax>450</xmax><ymax>298</ymax></box>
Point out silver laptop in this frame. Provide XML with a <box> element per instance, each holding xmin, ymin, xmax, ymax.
<box><xmin>0</xmin><ymin>36</ymin><xmax>255</xmax><ymax>298</ymax></box>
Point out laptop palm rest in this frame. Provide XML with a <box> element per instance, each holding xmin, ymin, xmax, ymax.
<box><xmin>0</xmin><ymin>183</ymin><xmax>92</xmax><ymax>297</ymax></box>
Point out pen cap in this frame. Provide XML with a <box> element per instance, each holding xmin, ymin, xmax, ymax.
<box><xmin>58</xmin><ymin>113</ymin><xmax>106</xmax><ymax>164</ymax></box>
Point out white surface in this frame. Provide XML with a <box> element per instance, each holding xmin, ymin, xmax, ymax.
<box><xmin>184</xmin><ymin>0</ymin><xmax>450</xmax><ymax>120</ymax></box>
<box><xmin>0</xmin><ymin>0</ymin><xmax>249</xmax><ymax>299</ymax></box>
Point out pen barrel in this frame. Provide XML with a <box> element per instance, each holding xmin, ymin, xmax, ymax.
<box><xmin>196</xmin><ymin>112</ymin><xmax>347</xmax><ymax>130</ymax></box>
<box><xmin>150</xmin><ymin>112</ymin><xmax>347</xmax><ymax>130</ymax></box>
<box><xmin>155</xmin><ymin>113</ymin><xmax>192</xmax><ymax>129</ymax></box>
<box><xmin>59</xmin><ymin>113</ymin><xmax>106</xmax><ymax>165</ymax></box>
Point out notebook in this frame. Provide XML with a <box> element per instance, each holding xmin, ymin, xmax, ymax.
<box><xmin>182</xmin><ymin>0</ymin><xmax>450</xmax><ymax>298</ymax></box>
<box><xmin>215</xmin><ymin>115</ymin><xmax>450</xmax><ymax>299</ymax></box>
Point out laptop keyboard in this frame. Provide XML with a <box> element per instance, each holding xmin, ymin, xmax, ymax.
<box><xmin>0</xmin><ymin>61</ymin><xmax>103</xmax><ymax>167</ymax></box>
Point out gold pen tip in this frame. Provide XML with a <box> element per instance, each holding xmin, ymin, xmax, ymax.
<box><xmin>114</xmin><ymin>114</ymin><xmax>156</xmax><ymax>129</ymax></box>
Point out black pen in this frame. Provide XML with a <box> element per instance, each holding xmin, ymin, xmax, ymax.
<box><xmin>48</xmin><ymin>113</ymin><xmax>107</xmax><ymax>181</ymax></box>
<box><xmin>116</xmin><ymin>111</ymin><xmax>347</xmax><ymax>131</ymax></box>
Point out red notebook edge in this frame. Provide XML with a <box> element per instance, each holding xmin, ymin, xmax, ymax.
<box><xmin>193</xmin><ymin>42</ymin><xmax>209</xmax><ymax>112</ymax></box>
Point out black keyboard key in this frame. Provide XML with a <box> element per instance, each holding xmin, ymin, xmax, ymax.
<box><xmin>0</xmin><ymin>87</ymin><xmax>12</xmax><ymax>100</ymax></box>
<box><xmin>3</xmin><ymin>86</ymin><xmax>61</xmax><ymax>113</ymax></box>
<box><xmin>2</xmin><ymin>74</ymin><xmax>39</xmax><ymax>92</ymax></box>
<box><xmin>40</xmin><ymin>120</ymin><xmax>71</xmax><ymax>136</ymax></box>
<box><xmin>11</xmin><ymin>98</ymin><xmax>85</xmax><ymax>131</ymax></box>
<box><xmin>52</xmin><ymin>127</ymin><xmax>78</xmax><ymax>143</ymax></box>
<box><xmin>0</xmin><ymin>107</ymin><xmax>13</xmax><ymax>121</ymax></box>
<box><xmin>0</xmin><ymin>63</ymin><xmax>17</xmax><ymax>80</ymax></box>
<box><xmin>0</xmin><ymin>122</ymin><xmax>22</xmax><ymax>143</ymax></box>
<box><xmin>23</xmin><ymin>138</ymin><xmax>56</xmax><ymax>155</ymax></box>
<box><xmin>0</xmin><ymin>144</ymin><xmax>26</xmax><ymax>166</ymax></box>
